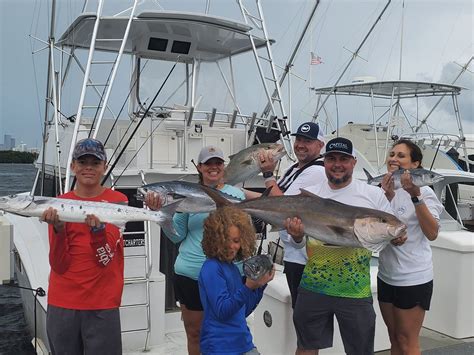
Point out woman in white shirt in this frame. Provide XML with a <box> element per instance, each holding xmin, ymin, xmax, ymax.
<box><xmin>377</xmin><ymin>139</ymin><xmax>444</xmax><ymax>355</ymax></box>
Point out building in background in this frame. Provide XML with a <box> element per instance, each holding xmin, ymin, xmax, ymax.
<box><xmin>1</xmin><ymin>135</ymin><xmax>16</xmax><ymax>151</ymax></box>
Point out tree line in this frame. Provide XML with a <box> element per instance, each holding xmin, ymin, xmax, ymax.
<box><xmin>0</xmin><ymin>151</ymin><xmax>38</xmax><ymax>163</ymax></box>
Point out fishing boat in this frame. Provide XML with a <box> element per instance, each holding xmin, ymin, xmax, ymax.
<box><xmin>1</xmin><ymin>0</ymin><xmax>299</xmax><ymax>352</ymax></box>
<box><xmin>251</xmin><ymin>3</ymin><xmax>474</xmax><ymax>352</ymax></box>
<box><xmin>1</xmin><ymin>0</ymin><xmax>473</xmax><ymax>354</ymax></box>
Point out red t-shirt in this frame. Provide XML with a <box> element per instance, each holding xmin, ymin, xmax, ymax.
<box><xmin>47</xmin><ymin>188</ymin><xmax>128</xmax><ymax>310</ymax></box>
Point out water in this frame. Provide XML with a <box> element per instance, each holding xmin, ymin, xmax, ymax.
<box><xmin>0</xmin><ymin>164</ymin><xmax>37</xmax><ymax>354</ymax></box>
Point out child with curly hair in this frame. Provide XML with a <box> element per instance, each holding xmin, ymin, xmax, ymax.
<box><xmin>199</xmin><ymin>207</ymin><xmax>274</xmax><ymax>355</ymax></box>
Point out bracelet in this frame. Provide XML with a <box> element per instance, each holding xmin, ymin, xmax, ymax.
<box><xmin>91</xmin><ymin>223</ymin><xmax>106</xmax><ymax>233</ymax></box>
<box><xmin>262</xmin><ymin>171</ymin><xmax>273</xmax><ymax>179</ymax></box>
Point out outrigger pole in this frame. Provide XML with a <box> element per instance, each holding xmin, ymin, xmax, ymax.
<box><xmin>39</xmin><ymin>0</ymin><xmax>57</xmax><ymax>196</ymax></box>
<box><xmin>311</xmin><ymin>0</ymin><xmax>392</xmax><ymax>126</ymax></box>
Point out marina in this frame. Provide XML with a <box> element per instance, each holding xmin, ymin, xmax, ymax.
<box><xmin>1</xmin><ymin>0</ymin><xmax>473</xmax><ymax>354</ymax></box>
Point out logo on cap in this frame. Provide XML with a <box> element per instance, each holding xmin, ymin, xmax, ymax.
<box><xmin>301</xmin><ymin>124</ymin><xmax>311</xmax><ymax>133</ymax></box>
<box><xmin>328</xmin><ymin>142</ymin><xmax>348</xmax><ymax>150</ymax></box>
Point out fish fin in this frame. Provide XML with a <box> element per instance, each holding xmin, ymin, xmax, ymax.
<box><xmin>241</xmin><ymin>158</ymin><xmax>254</xmax><ymax>166</ymax></box>
<box><xmin>201</xmin><ymin>185</ymin><xmax>233</xmax><ymax>207</ymax></box>
<box><xmin>114</xmin><ymin>221</ymin><xmax>127</xmax><ymax>230</ymax></box>
<box><xmin>168</xmin><ymin>192</ymin><xmax>186</xmax><ymax>200</ymax></box>
<box><xmin>328</xmin><ymin>225</ymin><xmax>348</xmax><ymax>235</ymax></box>
<box><xmin>362</xmin><ymin>168</ymin><xmax>373</xmax><ymax>182</ymax></box>
<box><xmin>154</xmin><ymin>199</ymin><xmax>183</xmax><ymax>237</ymax></box>
<box><xmin>261</xmin><ymin>186</ymin><xmax>273</xmax><ymax>197</ymax></box>
<box><xmin>299</xmin><ymin>189</ymin><xmax>356</xmax><ymax>209</ymax></box>
<box><xmin>269</xmin><ymin>225</ymin><xmax>285</xmax><ymax>232</ymax></box>
<box><xmin>299</xmin><ymin>188</ymin><xmax>321</xmax><ymax>198</ymax></box>
<box><xmin>228</xmin><ymin>153</ymin><xmax>237</xmax><ymax>159</ymax></box>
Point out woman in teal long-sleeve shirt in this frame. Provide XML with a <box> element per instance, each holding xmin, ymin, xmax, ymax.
<box><xmin>146</xmin><ymin>145</ymin><xmax>244</xmax><ymax>355</ymax></box>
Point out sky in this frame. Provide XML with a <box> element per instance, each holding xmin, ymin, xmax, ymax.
<box><xmin>0</xmin><ymin>0</ymin><xmax>472</xmax><ymax>149</ymax></box>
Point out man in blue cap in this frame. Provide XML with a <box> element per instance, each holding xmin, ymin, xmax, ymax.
<box><xmin>256</xmin><ymin>121</ymin><xmax>327</xmax><ymax>309</ymax></box>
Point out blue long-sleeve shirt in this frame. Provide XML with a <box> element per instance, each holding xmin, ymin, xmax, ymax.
<box><xmin>198</xmin><ymin>258</ymin><xmax>265</xmax><ymax>355</ymax></box>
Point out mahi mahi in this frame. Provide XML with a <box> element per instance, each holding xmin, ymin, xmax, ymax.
<box><xmin>0</xmin><ymin>194</ymin><xmax>181</xmax><ymax>237</ymax></box>
<box><xmin>224</xmin><ymin>143</ymin><xmax>286</xmax><ymax>185</ymax></box>
<box><xmin>202</xmin><ymin>186</ymin><xmax>407</xmax><ymax>253</ymax></box>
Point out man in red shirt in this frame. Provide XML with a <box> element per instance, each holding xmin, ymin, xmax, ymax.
<box><xmin>41</xmin><ymin>138</ymin><xmax>128</xmax><ymax>354</ymax></box>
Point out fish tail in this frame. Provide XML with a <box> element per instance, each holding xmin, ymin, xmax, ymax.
<box><xmin>362</xmin><ymin>168</ymin><xmax>374</xmax><ymax>183</ymax></box>
<box><xmin>201</xmin><ymin>185</ymin><xmax>233</xmax><ymax>207</ymax></box>
<box><xmin>153</xmin><ymin>199</ymin><xmax>183</xmax><ymax>237</ymax></box>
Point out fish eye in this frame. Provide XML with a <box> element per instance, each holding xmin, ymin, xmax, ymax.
<box><xmin>381</xmin><ymin>218</ymin><xmax>387</xmax><ymax>223</ymax></box>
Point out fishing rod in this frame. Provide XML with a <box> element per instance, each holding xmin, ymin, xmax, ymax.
<box><xmin>103</xmin><ymin>60</ymin><xmax>149</xmax><ymax>147</ymax></box>
<box><xmin>68</xmin><ymin>62</ymin><xmax>149</xmax><ymax>191</ymax></box>
<box><xmin>102</xmin><ymin>59</ymin><xmax>180</xmax><ymax>185</ymax></box>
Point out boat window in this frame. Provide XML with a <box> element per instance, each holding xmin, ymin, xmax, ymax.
<box><xmin>148</xmin><ymin>37</ymin><xmax>168</xmax><ymax>52</ymax></box>
<box><xmin>171</xmin><ymin>40</ymin><xmax>191</xmax><ymax>54</ymax></box>
<box><xmin>33</xmin><ymin>173</ymin><xmax>63</xmax><ymax>197</ymax></box>
<box><xmin>117</xmin><ymin>188</ymin><xmax>145</xmax><ymax>247</ymax></box>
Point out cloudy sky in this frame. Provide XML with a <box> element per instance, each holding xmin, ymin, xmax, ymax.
<box><xmin>1</xmin><ymin>0</ymin><xmax>472</xmax><ymax>148</ymax></box>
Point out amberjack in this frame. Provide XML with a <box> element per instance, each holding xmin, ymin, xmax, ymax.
<box><xmin>224</xmin><ymin>143</ymin><xmax>286</xmax><ymax>185</ymax></box>
<box><xmin>202</xmin><ymin>186</ymin><xmax>407</xmax><ymax>252</ymax></box>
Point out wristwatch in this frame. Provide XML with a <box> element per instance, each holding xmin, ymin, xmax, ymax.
<box><xmin>411</xmin><ymin>195</ymin><xmax>424</xmax><ymax>206</ymax></box>
<box><xmin>262</xmin><ymin>171</ymin><xmax>273</xmax><ymax>179</ymax></box>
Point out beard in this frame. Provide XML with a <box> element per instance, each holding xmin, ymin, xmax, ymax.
<box><xmin>328</xmin><ymin>172</ymin><xmax>351</xmax><ymax>185</ymax></box>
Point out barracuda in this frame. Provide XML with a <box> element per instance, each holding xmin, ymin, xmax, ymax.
<box><xmin>0</xmin><ymin>194</ymin><xmax>181</xmax><ymax>236</ymax></box>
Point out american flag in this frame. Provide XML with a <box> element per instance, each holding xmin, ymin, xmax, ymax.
<box><xmin>310</xmin><ymin>52</ymin><xmax>323</xmax><ymax>65</ymax></box>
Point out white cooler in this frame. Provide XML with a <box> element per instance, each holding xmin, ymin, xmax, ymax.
<box><xmin>424</xmin><ymin>230</ymin><xmax>474</xmax><ymax>339</ymax></box>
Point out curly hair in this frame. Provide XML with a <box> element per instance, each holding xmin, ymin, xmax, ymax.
<box><xmin>202</xmin><ymin>207</ymin><xmax>256</xmax><ymax>262</ymax></box>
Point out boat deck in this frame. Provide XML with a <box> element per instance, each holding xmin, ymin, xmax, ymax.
<box><xmin>122</xmin><ymin>320</ymin><xmax>474</xmax><ymax>354</ymax></box>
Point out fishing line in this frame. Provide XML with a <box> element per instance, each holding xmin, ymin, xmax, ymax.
<box><xmin>429</xmin><ymin>137</ymin><xmax>443</xmax><ymax>171</ymax></box>
<box><xmin>102</xmin><ymin>58</ymin><xmax>180</xmax><ymax>185</ymax></box>
<box><xmin>103</xmin><ymin>60</ymin><xmax>149</xmax><ymax>147</ymax></box>
<box><xmin>4</xmin><ymin>283</ymin><xmax>45</xmax><ymax>354</ymax></box>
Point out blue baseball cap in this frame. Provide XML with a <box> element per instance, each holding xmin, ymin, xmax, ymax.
<box><xmin>291</xmin><ymin>122</ymin><xmax>324</xmax><ymax>141</ymax></box>
<box><xmin>72</xmin><ymin>138</ymin><xmax>107</xmax><ymax>161</ymax></box>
